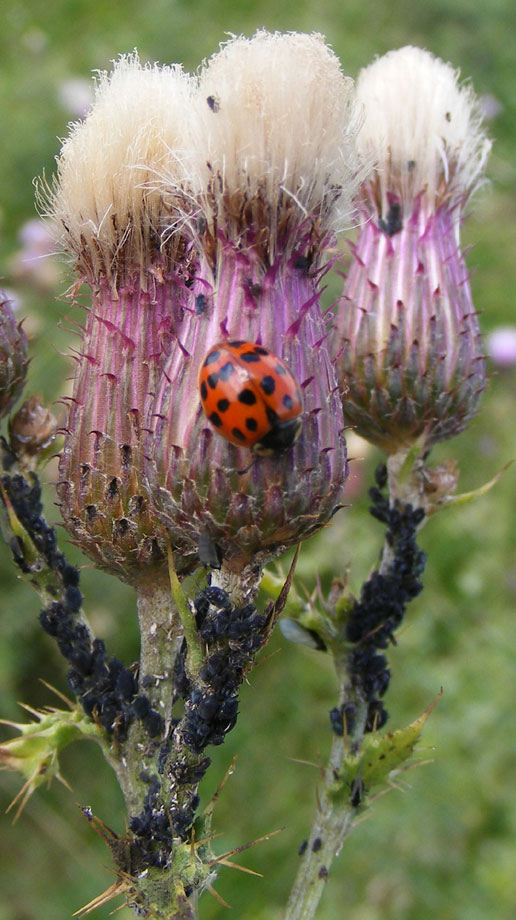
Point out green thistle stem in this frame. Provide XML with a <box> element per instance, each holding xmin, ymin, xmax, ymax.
<box><xmin>283</xmin><ymin>450</ymin><xmax>427</xmax><ymax>920</ymax></box>
<box><xmin>115</xmin><ymin>577</ymin><xmax>184</xmax><ymax>817</ymax></box>
<box><xmin>136</xmin><ymin>577</ymin><xmax>184</xmax><ymax>724</ymax></box>
<box><xmin>283</xmin><ymin>667</ymin><xmax>368</xmax><ymax>920</ymax></box>
<box><xmin>167</xmin><ymin>544</ymin><xmax>204</xmax><ymax>677</ymax></box>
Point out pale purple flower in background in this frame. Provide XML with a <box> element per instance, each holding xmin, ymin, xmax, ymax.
<box><xmin>487</xmin><ymin>326</ymin><xmax>516</xmax><ymax>368</ymax></box>
<box><xmin>20</xmin><ymin>28</ymin><xmax>48</xmax><ymax>54</ymax></box>
<box><xmin>0</xmin><ymin>287</ymin><xmax>23</xmax><ymax>314</ymax></box>
<box><xmin>478</xmin><ymin>93</ymin><xmax>503</xmax><ymax>121</ymax></box>
<box><xmin>57</xmin><ymin>77</ymin><xmax>94</xmax><ymax>117</ymax></box>
<box><xmin>11</xmin><ymin>218</ymin><xmax>60</xmax><ymax>290</ymax></box>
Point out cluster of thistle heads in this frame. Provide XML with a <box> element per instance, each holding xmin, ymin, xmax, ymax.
<box><xmin>2</xmin><ymin>32</ymin><xmax>490</xmax><ymax>593</ymax></box>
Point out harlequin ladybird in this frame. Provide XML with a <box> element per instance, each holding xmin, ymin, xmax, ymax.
<box><xmin>199</xmin><ymin>340</ymin><xmax>303</xmax><ymax>454</ymax></box>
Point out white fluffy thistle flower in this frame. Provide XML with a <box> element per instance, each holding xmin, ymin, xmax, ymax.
<box><xmin>44</xmin><ymin>55</ymin><xmax>197</xmax><ymax>584</ymax></box>
<box><xmin>147</xmin><ymin>31</ymin><xmax>366</xmax><ymax>579</ymax></box>
<box><xmin>189</xmin><ymin>29</ymin><xmax>364</xmax><ymax>254</ymax></box>
<box><xmin>355</xmin><ymin>45</ymin><xmax>491</xmax><ymax>215</ymax></box>
<box><xmin>44</xmin><ymin>52</ymin><xmax>196</xmax><ymax>286</ymax></box>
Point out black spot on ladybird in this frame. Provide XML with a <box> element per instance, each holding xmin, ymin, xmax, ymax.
<box><xmin>218</xmin><ymin>362</ymin><xmax>234</xmax><ymax>381</ymax></box>
<box><xmin>260</xmin><ymin>376</ymin><xmax>276</xmax><ymax>395</ymax></box>
<box><xmin>246</xmin><ymin>418</ymin><xmax>258</xmax><ymax>432</ymax></box>
<box><xmin>283</xmin><ymin>394</ymin><xmax>294</xmax><ymax>410</ymax></box>
<box><xmin>240</xmin><ymin>351</ymin><xmax>261</xmax><ymax>363</ymax></box>
<box><xmin>238</xmin><ymin>388</ymin><xmax>257</xmax><ymax>405</ymax></box>
<box><xmin>204</xmin><ymin>350</ymin><xmax>220</xmax><ymax>366</ymax></box>
<box><xmin>207</xmin><ymin>373</ymin><xmax>218</xmax><ymax>389</ymax></box>
<box><xmin>208</xmin><ymin>412</ymin><xmax>222</xmax><ymax>427</ymax></box>
<box><xmin>231</xmin><ymin>427</ymin><xmax>247</xmax><ymax>442</ymax></box>
<box><xmin>217</xmin><ymin>399</ymin><xmax>230</xmax><ymax>412</ymax></box>
<box><xmin>200</xmin><ymin>381</ymin><xmax>208</xmax><ymax>400</ymax></box>
<box><xmin>274</xmin><ymin>362</ymin><xmax>287</xmax><ymax>375</ymax></box>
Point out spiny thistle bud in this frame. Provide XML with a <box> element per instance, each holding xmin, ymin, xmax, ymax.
<box><xmin>0</xmin><ymin>294</ymin><xmax>28</xmax><ymax>421</ymax></box>
<box><xmin>42</xmin><ymin>55</ymin><xmax>197</xmax><ymax>584</ymax></box>
<box><xmin>0</xmin><ymin>703</ymin><xmax>101</xmax><ymax>819</ymax></box>
<box><xmin>9</xmin><ymin>395</ymin><xmax>57</xmax><ymax>467</ymax></box>
<box><xmin>146</xmin><ymin>31</ymin><xmax>365</xmax><ymax>578</ymax></box>
<box><xmin>333</xmin><ymin>47</ymin><xmax>490</xmax><ymax>453</ymax></box>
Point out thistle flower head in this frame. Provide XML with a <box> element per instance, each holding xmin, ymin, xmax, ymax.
<box><xmin>0</xmin><ymin>294</ymin><xmax>28</xmax><ymax>421</ymax></box>
<box><xmin>47</xmin><ymin>55</ymin><xmax>196</xmax><ymax>583</ymax></box>
<box><xmin>355</xmin><ymin>45</ymin><xmax>491</xmax><ymax>213</ymax></box>
<box><xmin>333</xmin><ymin>47</ymin><xmax>489</xmax><ymax>453</ymax></box>
<box><xmin>147</xmin><ymin>31</ymin><xmax>362</xmax><ymax>576</ymax></box>
<box><xmin>43</xmin><ymin>52</ymin><xmax>196</xmax><ymax>286</ymax></box>
<box><xmin>174</xmin><ymin>29</ymin><xmax>364</xmax><ymax>261</ymax></box>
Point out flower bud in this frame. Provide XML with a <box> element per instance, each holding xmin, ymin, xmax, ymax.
<box><xmin>9</xmin><ymin>394</ymin><xmax>57</xmax><ymax>466</ymax></box>
<box><xmin>43</xmin><ymin>55</ymin><xmax>196</xmax><ymax>583</ymax></box>
<box><xmin>0</xmin><ymin>703</ymin><xmax>101</xmax><ymax>818</ymax></box>
<box><xmin>146</xmin><ymin>32</ymin><xmax>365</xmax><ymax>575</ymax></box>
<box><xmin>333</xmin><ymin>47</ymin><xmax>490</xmax><ymax>453</ymax></box>
<box><xmin>0</xmin><ymin>294</ymin><xmax>28</xmax><ymax>421</ymax></box>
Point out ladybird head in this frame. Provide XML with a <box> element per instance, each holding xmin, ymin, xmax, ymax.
<box><xmin>252</xmin><ymin>416</ymin><xmax>303</xmax><ymax>455</ymax></box>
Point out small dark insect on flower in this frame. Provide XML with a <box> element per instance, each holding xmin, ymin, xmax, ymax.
<box><xmin>195</xmin><ymin>293</ymin><xmax>208</xmax><ymax>315</ymax></box>
<box><xmin>378</xmin><ymin>201</ymin><xmax>402</xmax><ymax>236</ymax></box>
<box><xmin>329</xmin><ymin>706</ymin><xmax>344</xmax><ymax>736</ymax></box>
<box><xmin>293</xmin><ymin>254</ymin><xmax>313</xmax><ymax>274</ymax></box>
<box><xmin>197</xmin><ymin>531</ymin><xmax>222</xmax><ymax>569</ymax></box>
<box><xmin>206</xmin><ymin>94</ymin><xmax>220</xmax><ymax>112</ymax></box>
<box><xmin>350</xmin><ymin>774</ymin><xmax>364</xmax><ymax>807</ymax></box>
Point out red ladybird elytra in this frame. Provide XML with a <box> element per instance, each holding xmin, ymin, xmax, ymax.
<box><xmin>199</xmin><ymin>340</ymin><xmax>303</xmax><ymax>454</ymax></box>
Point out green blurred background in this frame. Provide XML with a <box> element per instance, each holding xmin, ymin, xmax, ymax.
<box><xmin>1</xmin><ymin>1</ymin><xmax>516</xmax><ymax>918</ymax></box>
